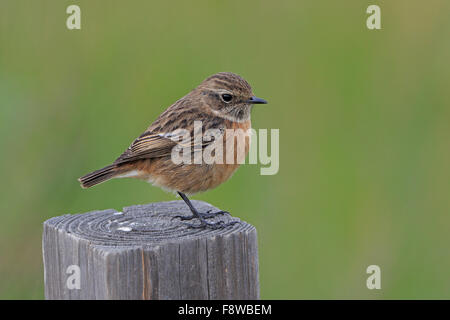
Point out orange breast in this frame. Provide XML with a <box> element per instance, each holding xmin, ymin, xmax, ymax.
<box><xmin>205</xmin><ymin>119</ymin><xmax>251</xmax><ymax>189</ymax></box>
<box><xmin>122</xmin><ymin>120</ymin><xmax>252</xmax><ymax>195</ymax></box>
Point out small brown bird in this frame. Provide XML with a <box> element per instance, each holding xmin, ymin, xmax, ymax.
<box><xmin>79</xmin><ymin>72</ymin><xmax>267</xmax><ymax>228</ymax></box>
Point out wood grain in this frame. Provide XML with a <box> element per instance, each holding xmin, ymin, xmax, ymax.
<box><xmin>42</xmin><ymin>200</ymin><xmax>259</xmax><ymax>300</ymax></box>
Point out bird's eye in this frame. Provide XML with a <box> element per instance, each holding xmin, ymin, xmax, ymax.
<box><xmin>221</xmin><ymin>94</ymin><xmax>233</xmax><ymax>103</ymax></box>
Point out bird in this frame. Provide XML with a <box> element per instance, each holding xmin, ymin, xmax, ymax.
<box><xmin>78</xmin><ymin>72</ymin><xmax>267</xmax><ymax>229</ymax></box>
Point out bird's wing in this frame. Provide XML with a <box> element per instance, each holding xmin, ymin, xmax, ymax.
<box><xmin>114</xmin><ymin>125</ymin><xmax>225</xmax><ymax>165</ymax></box>
<box><xmin>114</xmin><ymin>98</ymin><xmax>227</xmax><ymax>165</ymax></box>
<box><xmin>114</xmin><ymin>133</ymin><xmax>176</xmax><ymax>164</ymax></box>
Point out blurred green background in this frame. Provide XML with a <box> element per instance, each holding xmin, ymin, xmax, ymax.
<box><xmin>1</xmin><ymin>0</ymin><xmax>449</xmax><ymax>299</ymax></box>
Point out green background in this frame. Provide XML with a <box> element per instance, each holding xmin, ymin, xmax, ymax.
<box><xmin>1</xmin><ymin>0</ymin><xmax>449</xmax><ymax>299</ymax></box>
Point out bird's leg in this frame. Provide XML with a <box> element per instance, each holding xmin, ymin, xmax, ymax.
<box><xmin>176</xmin><ymin>192</ymin><xmax>229</xmax><ymax>219</ymax></box>
<box><xmin>174</xmin><ymin>192</ymin><xmax>236</xmax><ymax>229</ymax></box>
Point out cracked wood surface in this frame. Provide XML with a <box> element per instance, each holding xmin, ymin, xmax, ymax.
<box><xmin>42</xmin><ymin>200</ymin><xmax>259</xmax><ymax>300</ymax></box>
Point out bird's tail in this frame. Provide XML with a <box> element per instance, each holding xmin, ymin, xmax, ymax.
<box><xmin>78</xmin><ymin>164</ymin><xmax>118</xmax><ymax>188</ymax></box>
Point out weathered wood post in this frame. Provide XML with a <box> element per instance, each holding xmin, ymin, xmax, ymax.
<box><xmin>42</xmin><ymin>200</ymin><xmax>259</xmax><ymax>300</ymax></box>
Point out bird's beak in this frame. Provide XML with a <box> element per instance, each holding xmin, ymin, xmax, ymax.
<box><xmin>248</xmin><ymin>96</ymin><xmax>268</xmax><ymax>104</ymax></box>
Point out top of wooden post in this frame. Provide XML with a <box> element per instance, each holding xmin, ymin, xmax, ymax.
<box><xmin>44</xmin><ymin>200</ymin><xmax>255</xmax><ymax>247</ymax></box>
<box><xmin>43</xmin><ymin>200</ymin><xmax>259</xmax><ymax>299</ymax></box>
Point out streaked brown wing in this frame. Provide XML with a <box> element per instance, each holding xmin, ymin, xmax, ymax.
<box><xmin>114</xmin><ymin>99</ymin><xmax>227</xmax><ymax>165</ymax></box>
<box><xmin>114</xmin><ymin>129</ymin><xmax>223</xmax><ymax>165</ymax></box>
<box><xmin>114</xmin><ymin>133</ymin><xmax>176</xmax><ymax>164</ymax></box>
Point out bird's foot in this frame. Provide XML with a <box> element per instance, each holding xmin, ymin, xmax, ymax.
<box><xmin>174</xmin><ymin>192</ymin><xmax>236</xmax><ymax>229</ymax></box>
<box><xmin>172</xmin><ymin>209</ymin><xmax>229</xmax><ymax>221</ymax></box>
<box><xmin>184</xmin><ymin>218</ymin><xmax>239</xmax><ymax>230</ymax></box>
<box><xmin>172</xmin><ymin>209</ymin><xmax>236</xmax><ymax>229</ymax></box>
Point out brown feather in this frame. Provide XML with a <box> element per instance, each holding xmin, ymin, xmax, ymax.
<box><xmin>78</xmin><ymin>72</ymin><xmax>259</xmax><ymax>194</ymax></box>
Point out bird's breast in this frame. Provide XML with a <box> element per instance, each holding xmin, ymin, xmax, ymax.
<box><xmin>115</xmin><ymin>119</ymin><xmax>252</xmax><ymax>195</ymax></box>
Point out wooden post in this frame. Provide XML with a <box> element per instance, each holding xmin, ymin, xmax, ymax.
<box><xmin>42</xmin><ymin>200</ymin><xmax>259</xmax><ymax>300</ymax></box>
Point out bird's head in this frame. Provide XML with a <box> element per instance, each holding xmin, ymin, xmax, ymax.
<box><xmin>194</xmin><ymin>72</ymin><xmax>267</xmax><ymax>122</ymax></box>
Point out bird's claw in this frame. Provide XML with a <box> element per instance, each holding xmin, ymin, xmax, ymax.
<box><xmin>183</xmin><ymin>219</ymin><xmax>238</xmax><ymax>230</ymax></box>
<box><xmin>172</xmin><ymin>209</ymin><xmax>229</xmax><ymax>221</ymax></box>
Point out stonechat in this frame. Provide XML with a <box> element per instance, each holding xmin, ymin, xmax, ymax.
<box><xmin>79</xmin><ymin>72</ymin><xmax>267</xmax><ymax>228</ymax></box>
